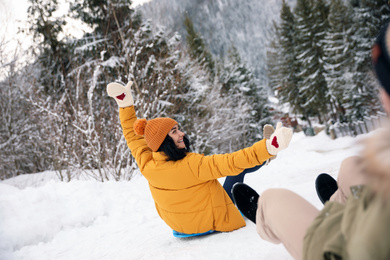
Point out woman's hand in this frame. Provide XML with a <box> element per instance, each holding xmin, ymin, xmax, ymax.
<box><xmin>107</xmin><ymin>81</ymin><xmax>134</xmax><ymax>107</ymax></box>
<box><xmin>265</xmin><ymin>122</ymin><xmax>293</xmax><ymax>155</ymax></box>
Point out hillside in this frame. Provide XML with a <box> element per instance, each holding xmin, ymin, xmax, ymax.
<box><xmin>139</xmin><ymin>0</ymin><xmax>296</xmax><ymax>82</ymax></box>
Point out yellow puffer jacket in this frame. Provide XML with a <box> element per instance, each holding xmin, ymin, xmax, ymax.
<box><xmin>119</xmin><ymin>106</ymin><xmax>273</xmax><ymax>234</ymax></box>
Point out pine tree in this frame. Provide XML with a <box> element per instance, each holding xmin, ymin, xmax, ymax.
<box><xmin>323</xmin><ymin>0</ymin><xmax>354</xmax><ymax>122</ymax></box>
<box><xmin>217</xmin><ymin>46</ymin><xmax>270</xmax><ymax>151</ymax></box>
<box><xmin>293</xmin><ymin>0</ymin><xmax>317</xmax><ymax>125</ymax></box>
<box><xmin>70</xmin><ymin>0</ymin><xmax>135</xmax><ymax>35</ymax></box>
<box><xmin>294</xmin><ymin>0</ymin><xmax>330</xmax><ymax>125</ymax></box>
<box><xmin>267</xmin><ymin>21</ymin><xmax>284</xmax><ymax>94</ymax></box>
<box><xmin>344</xmin><ymin>0</ymin><xmax>385</xmax><ymax>120</ymax></box>
<box><xmin>274</xmin><ymin>0</ymin><xmax>304</xmax><ymax>117</ymax></box>
<box><xmin>184</xmin><ymin>15</ymin><xmax>215</xmax><ymax>78</ymax></box>
<box><xmin>27</xmin><ymin>0</ymin><xmax>71</xmax><ymax>96</ymax></box>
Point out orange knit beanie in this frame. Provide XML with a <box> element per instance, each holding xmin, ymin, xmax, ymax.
<box><xmin>133</xmin><ymin>117</ymin><xmax>178</xmax><ymax>152</ymax></box>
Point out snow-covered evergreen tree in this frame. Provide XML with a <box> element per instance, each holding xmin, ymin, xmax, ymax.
<box><xmin>270</xmin><ymin>0</ymin><xmax>304</xmax><ymax>117</ymax></box>
<box><xmin>323</xmin><ymin>0</ymin><xmax>354</xmax><ymax>122</ymax></box>
<box><xmin>216</xmin><ymin>46</ymin><xmax>270</xmax><ymax>151</ymax></box>
<box><xmin>267</xmin><ymin>22</ymin><xmax>284</xmax><ymax>94</ymax></box>
<box><xmin>294</xmin><ymin>0</ymin><xmax>330</xmax><ymax>124</ymax></box>
<box><xmin>27</xmin><ymin>0</ymin><xmax>71</xmax><ymax>96</ymax></box>
<box><xmin>184</xmin><ymin>15</ymin><xmax>215</xmax><ymax>79</ymax></box>
<box><xmin>343</xmin><ymin>0</ymin><xmax>385</xmax><ymax>120</ymax></box>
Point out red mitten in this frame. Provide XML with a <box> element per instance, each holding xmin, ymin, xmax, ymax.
<box><xmin>107</xmin><ymin>81</ymin><xmax>134</xmax><ymax>107</ymax></box>
<box><xmin>265</xmin><ymin>122</ymin><xmax>293</xmax><ymax>155</ymax></box>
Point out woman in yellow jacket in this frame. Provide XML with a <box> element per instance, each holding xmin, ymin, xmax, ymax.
<box><xmin>107</xmin><ymin>82</ymin><xmax>293</xmax><ymax>236</ymax></box>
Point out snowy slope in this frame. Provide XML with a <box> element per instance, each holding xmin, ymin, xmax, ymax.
<box><xmin>0</xmin><ymin>131</ymin><xmax>366</xmax><ymax>260</ymax></box>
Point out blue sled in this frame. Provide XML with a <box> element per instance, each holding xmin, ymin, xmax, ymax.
<box><xmin>173</xmin><ymin>230</ymin><xmax>215</xmax><ymax>238</ymax></box>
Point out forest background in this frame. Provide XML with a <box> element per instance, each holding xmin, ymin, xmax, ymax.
<box><xmin>0</xmin><ymin>0</ymin><xmax>389</xmax><ymax>181</ymax></box>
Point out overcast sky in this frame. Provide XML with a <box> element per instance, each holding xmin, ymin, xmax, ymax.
<box><xmin>1</xmin><ymin>0</ymin><xmax>29</xmax><ymax>44</ymax></box>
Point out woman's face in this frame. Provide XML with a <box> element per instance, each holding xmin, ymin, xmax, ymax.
<box><xmin>168</xmin><ymin>125</ymin><xmax>186</xmax><ymax>149</ymax></box>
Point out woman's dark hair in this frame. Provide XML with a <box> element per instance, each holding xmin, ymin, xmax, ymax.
<box><xmin>157</xmin><ymin>135</ymin><xmax>191</xmax><ymax>161</ymax></box>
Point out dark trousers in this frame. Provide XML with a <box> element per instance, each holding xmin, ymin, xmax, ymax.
<box><xmin>223</xmin><ymin>163</ymin><xmax>264</xmax><ymax>202</ymax></box>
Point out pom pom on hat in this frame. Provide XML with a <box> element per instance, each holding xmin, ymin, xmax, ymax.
<box><xmin>134</xmin><ymin>119</ymin><xmax>147</xmax><ymax>136</ymax></box>
<box><xmin>133</xmin><ymin>117</ymin><xmax>178</xmax><ymax>152</ymax></box>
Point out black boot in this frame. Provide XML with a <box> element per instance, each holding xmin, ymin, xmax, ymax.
<box><xmin>315</xmin><ymin>173</ymin><xmax>338</xmax><ymax>204</ymax></box>
<box><xmin>231</xmin><ymin>183</ymin><xmax>259</xmax><ymax>224</ymax></box>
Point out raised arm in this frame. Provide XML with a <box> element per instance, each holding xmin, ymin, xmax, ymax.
<box><xmin>107</xmin><ymin>82</ymin><xmax>152</xmax><ymax>170</ymax></box>
<box><xmin>119</xmin><ymin>106</ymin><xmax>152</xmax><ymax>169</ymax></box>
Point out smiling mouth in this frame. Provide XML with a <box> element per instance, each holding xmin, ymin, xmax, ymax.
<box><xmin>177</xmin><ymin>139</ymin><xmax>185</xmax><ymax>146</ymax></box>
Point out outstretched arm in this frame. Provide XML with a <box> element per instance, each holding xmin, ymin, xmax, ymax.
<box><xmin>189</xmin><ymin>139</ymin><xmax>272</xmax><ymax>181</ymax></box>
<box><xmin>189</xmin><ymin>123</ymin><xmax>293</xmax><ymax>181</ymax></box>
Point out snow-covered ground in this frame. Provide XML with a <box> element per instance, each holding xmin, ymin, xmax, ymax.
<box><xmin>0</xmin><ymin>130</ymin><xmax>368</xmax><ymax>260</ymax></box>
